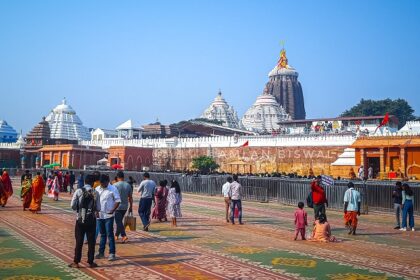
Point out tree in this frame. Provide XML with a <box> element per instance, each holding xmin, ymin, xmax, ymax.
<box><xmin>191</xmin><ymin>156</ymin><xmax>220</xmax><ymax>174</ymax></box>
<box><xmin>341</xmin><ymin>98</ymin><xmax>416</xmax><ymax>128</ymax></box>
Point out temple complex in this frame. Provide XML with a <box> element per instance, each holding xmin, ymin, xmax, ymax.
<box><xmin>263</xmin><ymin>48</ymin><xmax>306</xmax><ymax>119</ymax></box>
<box><xmin>45</xmin><ymin>98</ymin><xmax>90</xmax><ymax>141</ymax></box>
<box><xmin>201</xmin><ymin>90</ymin><xmax>241</xmax><ymax>129</ymax></box>
<box><xmin>241</xmin><ymin>92</ymin><xmax>291</xmax><ymax>133</ymax></box>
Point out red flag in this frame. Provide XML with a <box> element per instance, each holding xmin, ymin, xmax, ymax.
<box><xmin>241</xmin><ymin>140</ymin><xmax>249</xmax><ymax>147</ymax></box>
<box><xmin>380</xmin><ymin>112</ymin><xmax>389</xmax><ymax>126</ymax></box>
<box><xmin>374</xmin><ymin>113</ymin><xmax>389</xmax><ymax>133</ymax></box>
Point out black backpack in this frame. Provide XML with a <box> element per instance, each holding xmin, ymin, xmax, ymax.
<box><xmin>306</xmin><ymin>191</ymin><xmax>314</xmax><ymax>208</ymax></box>
<box><xmin>78</xmin><ymin>187</ymin><xmax>96</xmax><ymax>225</ymax></box>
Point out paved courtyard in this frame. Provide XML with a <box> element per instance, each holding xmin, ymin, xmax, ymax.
<box><xmin>0</xmin><ymin>178</ymin><xmax>419</xmax><ymax>280</ymax></box>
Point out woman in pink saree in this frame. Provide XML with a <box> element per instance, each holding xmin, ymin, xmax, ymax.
<box><xmin>48</xmin><ymin>173</ymin><xmax>60</xmax><ymax>201</ymax></box>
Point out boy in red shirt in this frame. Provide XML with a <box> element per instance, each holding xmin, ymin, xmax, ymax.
<box><xmin>294</xmin><ymin>202</ymin><xmax>308</xmax><ymax>240</ymax></box>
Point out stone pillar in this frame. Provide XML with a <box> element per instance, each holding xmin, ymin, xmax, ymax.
<box><xmin>49</xmin><ymin>152</ymin><xmax>53</xmax><ymax>164</ymax></box>
<box><xmin>379</xmin><ymin>148</ymin><xmax>385</xmax><ymax>179</ymax></box>
<box><xmin>58</xmin><ymin>151</ymin><xmax>62</xmax><ymax>166</ymax></box>
<box><xmin>360</xmin><ymin>148</ymin><xmax>366</xmax><ymax>169</ymax></box>
<box><xmin>400</xmin><ymin>148</ymin><xmax>406</xmax><ymax>177</ymax></box>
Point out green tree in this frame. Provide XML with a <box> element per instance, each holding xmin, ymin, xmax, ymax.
<box><xmin>191</xmin><ymin>155</ymin><xmax>220</xmax><ymax>174</ymax></box>
<box><xmin>341</xmin><ymin>98</ymin><xmax>416</xmax><ymax>128</ymax></box>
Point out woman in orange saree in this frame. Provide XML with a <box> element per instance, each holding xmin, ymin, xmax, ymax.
<box><xmin>309</xmin><ymin>214</ymin><xmax>338</xmax><ymax>242</ymax></box>
<box><xmin>21</xmin><ymin>175</ymin><xmax>32</xmax><ymax>210</ymax></box>
<box><xmin>1</xmin><ymin>170</ymin><xmax>13</xmax><ymax>207</ymax></box>
<box><xmin>29</xmin><ymin>173</ymin><xmax>45</xmax><ymax>213</ymax></box>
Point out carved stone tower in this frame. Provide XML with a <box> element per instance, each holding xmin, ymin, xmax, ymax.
<box><xmin>264</xmin><ymin>48</ymin><xmax>306</xmax><ymax>120</ymax></box>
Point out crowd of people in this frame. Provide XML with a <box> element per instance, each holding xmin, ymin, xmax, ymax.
<box><xmin>0</xmin><ymin>168</ymin><xmax>416</xmax><ymax>269</ymax></box>
<box><xmin>67</xmin><ymin>171</ymin><xmax>183</xmax><ymax>268</ymax></box>
<box><xmin>291</xmin><ymin>176</ymin><xmax>416</xmax><ymax>243</ymax></box>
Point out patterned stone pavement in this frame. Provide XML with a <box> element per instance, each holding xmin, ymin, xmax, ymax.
<box><xmin>0</xmin><ymin>178</ymin><xmax>419</xmax><ymax>280</ymax></box>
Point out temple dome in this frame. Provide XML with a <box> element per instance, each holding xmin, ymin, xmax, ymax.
<box><xmin>45</xmin><ymin>98</ymin><xmax>90</xmax><ymax>141</ymax></box>
<box><xmin>201</xmin><ymin>91</ymin><xmax>241</xmax><ymax>129</ymax></box>
<box><xmin>264</xmin><ymin>48</ymin><xmax>306</xmax><ymax>120</ymax></box>
<box><xmin>0</xmin><ymin>120</ymin><xmax>18</xmax><ymax>143</ymax></box>
<box><xmin>268</xmin><ymin>65</ymin><xmax>298</xmax><ymax>77</ymax></box>
<box><xmin>241</xmin><ymin>93</ymin><xmax>291</xmax><ymax>133</ymax></box>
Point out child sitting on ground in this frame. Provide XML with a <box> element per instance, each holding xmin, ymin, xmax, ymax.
<box><xmin>310</xmin><ymin>214</ymin><xmax>338</xmax><ymax>242</ymax></box>
<box><xmin>294</xmin><ymin>201</ymin><xmax>307</xmax><ymax>240</ymax></box>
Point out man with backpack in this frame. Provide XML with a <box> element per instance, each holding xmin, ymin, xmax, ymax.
<box><xmin>69</xmin><ymin>174</ymin><xmax>99</xmax><ymax>268</ymax></box>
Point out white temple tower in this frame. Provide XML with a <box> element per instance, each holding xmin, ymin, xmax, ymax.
<box><xmin>45</xmin><ymin>98</ymin><xmax>90</xmax><ymax>141</ymax></box>
<box><xmin>201</xmin><ymin>90</ymin><xmax>241</xmax><ymax>129</ymax></box>
<box><xmin>241</xmin><ymin>92</ymin><xmax>291</xmax><ymax>133</ymax></box>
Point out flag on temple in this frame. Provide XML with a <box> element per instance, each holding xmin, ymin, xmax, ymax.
<box><xmin>374</xmin><ymin>113</ymin><xmax>390</xmax><ymax>133</ymax></box>
<box><xmin>241</xmin><ymin>140</ymin><xmax>249</xmax><ymax>147</ymax></box>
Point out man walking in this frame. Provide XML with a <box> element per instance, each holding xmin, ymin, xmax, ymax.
<box><xmin>69</xmin><ymin>171</ymin><xmax>76</xmax><ymax>194</ymax></box>
<box><xmin>311</xmin><ymin>175</ymin><xmax>328</xmax><ymax>220</ymax></box>
<box><xmin>344</xmin><ymin>182</ymin><xmax>361</xmax><ymax>235</ymax></box>
<box><xmin>137</xmin><ymin>172</ymin><xmax>156</xmax><ymax>231</ymax></box>
<box><xmin>222</xmin><ymin>176</ymin><xmax>232</xmax><ymax>223</ymax></box>
<box><xmin>95</xmin><ymin>174</ymin><xmax>121</xmax><ymax>261</ymax></box>
<box><xmin>69</xmin><ymin>174</ymin><xmax>99</xmax><ymax>268</ymax></box>
<box><xmin>114</xmin><ymin>171</ymin><xmax>133</xmax><ymax>243</ymax></box>
<box><xmin>229</xmin><ymin>175</ymin><xmax>243</xmax><ymax>225</ymax></box>
<box><xmin>392</xmin><ymin>181</ymin><xmax>403</xmax><ymax>229</ymax></box>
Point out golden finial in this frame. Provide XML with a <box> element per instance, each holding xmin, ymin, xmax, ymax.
<box><xmin>277</xmin><ymin>40</ymin><xmax>288</xmax><ymax>69</ymax></box>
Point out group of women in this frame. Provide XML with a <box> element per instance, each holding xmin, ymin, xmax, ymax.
<box><xmin>152</xmin><ymin>180</ymin><xmax>183</xmax><ymax>226</ymax></box>
<box><xmin>20</xmin><ymin>172</ymin><xmax>46</xmax><ymax>213</ymax></box>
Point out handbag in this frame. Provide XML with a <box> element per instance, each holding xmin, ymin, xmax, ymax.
<box><xmin>124</xmin><ymin>212</ymin><xmax>137</xmax><ymax>231</ymax></box>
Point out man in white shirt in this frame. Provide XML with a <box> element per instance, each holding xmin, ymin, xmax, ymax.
<box><xmin>344</xmin><ymin>182</ymin><xmax>361</xmax><ymax>235</ymax></box>
<box><xmin>95</xmin><ymin>174</ymin><xmax>121</xmax><ymax>261</ymax></box>
<box><xmin>222</xmin><ymin>177</ymin><xmax>233</xmax><ymax>223</ymax></box>
<box><xmin>229</xmin><ymin>175</ymin><xmax>243</xmax><ymax>225</ymax></box>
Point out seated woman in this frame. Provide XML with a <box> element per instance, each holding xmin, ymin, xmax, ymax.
<box><xmin>310</xmin><ymin>214</ymin><xmax>338</xmax><ymax>242</ymax></box>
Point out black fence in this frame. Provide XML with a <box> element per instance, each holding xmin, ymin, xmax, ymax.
<box><xmin>15</xmin><ymin>169</ymin><xmax>420</xmax><ymax>215</ymax></box>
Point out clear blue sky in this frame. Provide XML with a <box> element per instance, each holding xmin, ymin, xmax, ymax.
<box><xmin>1</xmin><ymin>0</ymin><xmax>419</xmax><ymax>133</ymax></box>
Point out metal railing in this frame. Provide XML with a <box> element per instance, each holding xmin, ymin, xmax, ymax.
<box><xmin>14</xmin><ymin>169</ymin><xmax>419</xmax><ymax>214</ymax></box>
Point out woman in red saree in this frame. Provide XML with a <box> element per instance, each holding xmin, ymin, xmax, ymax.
<box><xmin>1</xmin><ymin>170</ymin><xmax>13</xmax><ymax>207</ymax></box>
<box><xmin>152</xmin><ymin>180</ymin><xmax>168</xmax><ymax>222</ymax></box>
<box><xmin>29</xmin><ymin>172</ymin><xmax>45</xmax><ymax>213</ymax></box>
<box><xmin>21</xmin><ymin>175</ymin><xmax>32</xmax><ymax>210</ymax></box>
